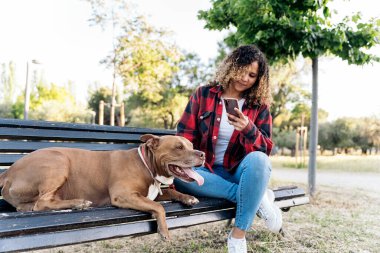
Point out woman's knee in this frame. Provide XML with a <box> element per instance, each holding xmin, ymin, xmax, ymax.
<box><xmin>246</xmin><ymin>151</ymin><xmax>270</xmax><ymax>166</ymax></box>
<box><xmin>243</xmin><ymin>151</ymin><xmax>271</xmax><ymax>176</ymax></box>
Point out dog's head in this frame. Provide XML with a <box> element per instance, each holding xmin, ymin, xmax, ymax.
<box><xmin>140</xmin><ymin>134</ymin><xmax>205</xmax><ymax>186</ymax></box>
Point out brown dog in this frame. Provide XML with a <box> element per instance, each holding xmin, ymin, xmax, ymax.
<box><xmin>0</xmin><ymin>134</ymin><xmax>205</xmax><ymax>239</ymax></box>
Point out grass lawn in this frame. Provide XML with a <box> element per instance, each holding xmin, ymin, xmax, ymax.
<box><xmin>36</xmin><ymin>182</ymin><xmax>380</xmax><ymax>253</ymax></box>
<box><xmin>270</xmin><ymin>155</ymin><xmax>380</xmax><ymax>173</ymax></box>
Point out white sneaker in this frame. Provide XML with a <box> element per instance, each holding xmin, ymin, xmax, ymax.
<box><xmin>257</xmin><ymin>189</ymin><xmax>283</xmax><ymax>233</ymax></box>
<box><xmin>227</xmin><ymin>231</ymin><xmax>247</xmax><ymax>253</ymax></box>
<box><xmin>266</xmin><ymin>188</ymin><xmax>275</xmax><ymax>203</ymax></box>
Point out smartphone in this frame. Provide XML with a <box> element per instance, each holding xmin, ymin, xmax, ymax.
<box><xmin>223</xmin><ymin>98</ymin><xmax>239</xmax><ymax>120</ymax></box>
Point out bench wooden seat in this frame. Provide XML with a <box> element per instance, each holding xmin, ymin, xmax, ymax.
<box><xmin>0</xmin><ymin>118</ymin><xmax>309</xmax><ymax>252</ymax></box>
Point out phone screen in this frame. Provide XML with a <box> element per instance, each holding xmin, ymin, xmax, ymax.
<box><xmin>223</xmin><ymin>98</ymin><xmax>239</xmax><ymax>118</ymax></box>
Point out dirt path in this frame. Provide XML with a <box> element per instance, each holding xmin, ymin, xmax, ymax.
<box><xmin>272</xmin><ymin>167</ymin><xmax>380</xmax><ymax>193</ymax></box>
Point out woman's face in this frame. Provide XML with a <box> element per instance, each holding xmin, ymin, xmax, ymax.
<box><xmin>229</xmin><ymin>61</ymin><xmax>259</xmax><ymax>96</ymax></box>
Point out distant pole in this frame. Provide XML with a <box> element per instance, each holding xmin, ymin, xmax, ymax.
<box><xmin>300</xmin><ymin>113</ymin><xmax>305</xmax><ymax>167</ymax></box>
<box><xmin>23</xmin><ymin>61</ymin><xmax>30</xmax><ymax>120</ymax></box>
<box><xmin>295</xmin><ymin>128</ymin><xmax>299</xmax><ymax>165</ymax></box>
<box><xmin>110</xmin><ymin>87</ymin><xmax>116</xmax><ymax>126</ymax></box>
<box><xmin>24</xmin><ymin>60</ymin><xmax>41</xmax><ymax>120</ymax></box>
<box><xmin>99</xmin><ymin>100</ymin><xmax>104</xmax><ymax>125</ymax></box>
<box><xmin>308</xmin><ymin>57</ymin><xmax>319</xmax><ymax>196</ymax></box>
<box><xmin>120</xmin><ymin>102</ymin><xmax>125</xmax><ymax>127</ymax></box>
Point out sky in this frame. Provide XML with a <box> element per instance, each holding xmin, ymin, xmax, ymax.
<box><xmin>0</xmin><ymin>0</ymin><xmax>379</xmax><ymax>120</ymax></box>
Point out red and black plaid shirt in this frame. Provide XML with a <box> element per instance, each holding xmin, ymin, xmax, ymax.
<box><xmin>177</xmin><ymin>84</ymin><xmax>273</xmax><ymax>172</ymax></box>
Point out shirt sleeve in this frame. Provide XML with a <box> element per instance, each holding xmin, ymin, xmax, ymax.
<box><xmin>176</xmin><ymin>87</ymin><xmax>201</xmax><ymax>148</ymax></box>
<box><xmin>239</xmin><ymin>104</ymin><xmax>273</xmax><ymax>155</ymax></box>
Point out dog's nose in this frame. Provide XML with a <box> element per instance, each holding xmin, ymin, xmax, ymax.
<box><xmin>198</xmin><ymin>151</ymin><xmax>205</xmax><ymax>159</ymax></box>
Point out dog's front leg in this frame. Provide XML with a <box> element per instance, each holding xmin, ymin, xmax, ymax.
<box><xmin>110</xmin><ymin>191</ymin><xmax>170</xmax><ymax>240</ymax></box>
<box><xmin>156</xmin><ymin>188</ymin><xmax>199</xmax><ymax>206</ymax></box>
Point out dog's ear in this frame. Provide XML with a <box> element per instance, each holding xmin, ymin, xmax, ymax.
<box><xmin>140</xmin><ymin>134</ymin><xmax>160</xmax><ymax>150</ymax></box>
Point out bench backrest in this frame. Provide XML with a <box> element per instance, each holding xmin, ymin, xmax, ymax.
<box><xmin>0</xmin><ymin>118</ymin><xmax>175</xmax><ymax>167</ymax></box>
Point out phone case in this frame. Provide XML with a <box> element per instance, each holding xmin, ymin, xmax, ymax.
<box><xmin>223</xmin><ymin>98</ymin><xmax>239</xmax><ymax>117</ymax></box>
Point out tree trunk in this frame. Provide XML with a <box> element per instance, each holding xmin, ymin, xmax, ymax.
<box><xmin>308</xmin><ymin>57</ymin><xmax>318</xmax><ymax>196</ymax></box>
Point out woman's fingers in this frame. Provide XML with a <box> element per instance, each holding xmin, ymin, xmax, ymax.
<box><xmin>227</xmin><ymin>110</ymin><xmax>248</xmax><ymax>131</ymax></box>
<box><xmin>234</xmin><ymin>108</ymin><xmax>245</xmax><ymax>118</ymax></box>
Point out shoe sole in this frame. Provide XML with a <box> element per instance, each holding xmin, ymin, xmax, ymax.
<box><xmin>268</xmin><ymin>204</ymin><xmax>283</xmax><ymax>233</ymax></box>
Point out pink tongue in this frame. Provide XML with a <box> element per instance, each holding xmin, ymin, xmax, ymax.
<box><xmin>183</xmin><ymin>168</ymin><xmax>204</xmax><ymax>186</ymax></box>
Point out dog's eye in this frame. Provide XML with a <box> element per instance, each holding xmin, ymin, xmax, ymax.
<box><xmin>176</xmin><ymin>145</ymin><xmax>183</xmax><ymax>150</ymax></box>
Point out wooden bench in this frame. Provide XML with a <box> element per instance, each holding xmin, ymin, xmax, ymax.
<box><xmin>0</xmin><ymin>118</ymin><xmax>309</xmax><ymax>252</ymax></box>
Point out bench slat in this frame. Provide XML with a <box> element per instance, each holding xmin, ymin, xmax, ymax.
<box><xmin>0</xmin><ymin>154</ymin><xmax>24</xmax><ymax>166</ymax></box>
<box><xmin>0</xmin><ymin>186</ymin><xmax>306</xmax><ymax>212</ymax></box>
<box><xmin>0</xmin><ymin>140</ymin><xmax>138</xmax><ymax>152</ymax></box>
<box><xmin>273</xmin><ymin>187</ymin><xmax>306</xmax><ymax>200</ymax></box>
<box><xmin>0</xmin><ymin>209</ymin><xmax>235</xmax><ymax>253</ymax></box>
<box><xmin>0</xmin><ymin>127</ymin><xmax>143</xmax><ymax>142</ymax></box>
<box><xmin>0</xmin><ymin>198</ymin><xmax>234</xmax><ymax>237</ymax></box>
<box><xmin>0</xmin><ymin>118</ymin><xmax>175</xmax><ymax>135</ymax></box>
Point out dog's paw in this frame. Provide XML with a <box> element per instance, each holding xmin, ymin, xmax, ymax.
<box><xmin>158</xmin><ymin>228</ymin><xmax>171</xmax><ymax>241</ymax></box>
<box><xmin>182</xmin><ymin>196</ymin><xmax>199</xmax><ymax>206</ymax></box>
<box><xmin>73</xmin><ymin>200</ymin><xmax>92</xmax><ymax>210</ymax></box>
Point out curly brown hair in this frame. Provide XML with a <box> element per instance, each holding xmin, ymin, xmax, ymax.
<box><xmin>211</xmin><ymin>45</ymin><xmax>272</xmax><ymax>107</ymax></box>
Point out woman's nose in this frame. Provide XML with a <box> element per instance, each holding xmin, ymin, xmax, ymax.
<box><xmin>241</xmin><ymin>74</ymin><xmax>249</xmax><ymax>82</ymax></box>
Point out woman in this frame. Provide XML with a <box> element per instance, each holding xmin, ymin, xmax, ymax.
<box><xmin>175</xmin><ymin>45</ymin><xmax>282</xmax><ymax>253</ymax></box>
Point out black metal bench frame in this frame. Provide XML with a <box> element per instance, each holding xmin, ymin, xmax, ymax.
<box><xmin>0</xmin><ymin>118</ymin><xmax>309</xmax><ymax>252</ymax></box>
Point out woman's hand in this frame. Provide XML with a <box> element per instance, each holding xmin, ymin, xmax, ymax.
<box><xmin>227</xmin><ymin>108</ymin><xmax>249</xmax><ymax>131</ymax></box>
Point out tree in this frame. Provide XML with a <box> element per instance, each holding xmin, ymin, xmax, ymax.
<box><xmin>0</xmin><ymin>61</ymin><xmax>17</xmax><ymax>104</ymax></box>
<box><xmin>12</xmin><ymin>82</ymin><xmax>92</xmax><ymax>123</ymax></box>
<box><xmin>352</xmin><ymin>117</ymin><xmax>380</xmax><ymax>154</ymax></box>
<box><xmin>87</xmin><ymin>86</ymin><xmax>114</xmax><ymax>125</ymax></box>
<box><xmin>125</xmin><ymin>87</ymin><xmax>189</xmax><ymax>129</ymax></box>
<box><xmin>199</xmin><ymin>0</ymin><xmax>379</xmax><ymax>195</ymax></box>
<box><xmin>0</xmin><ymin>62</ymin><xmax>17</xmax><ymax>118</ymax></box>
<box><xmin>272</xmin><ymin>127</ymin><xmax>296</xmax><ymax>155</ymax></box>
<box><xmin>270</xmin><ymin>61</ymin><xmax>311</xmax><ymax>122</ymax></box>
<box><xmin>85</xmin><ymin>0</ymin><xmax>198</xmax><ymax>128</ymax></box>
<box><xmin>85</xmin><ymin>0</ymin><xmax>131</xmax><ymax>126</ymax></box>
<box><xmin>172</xmin><ymin>52</ymin><xmax>214</xmax><ymax>89</ymax></box>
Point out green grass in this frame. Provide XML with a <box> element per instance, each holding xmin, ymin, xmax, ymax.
<box><xmin>270</xmin><ymin>155</ymin><xmax>380</xmax><ymax>173</ymax></box>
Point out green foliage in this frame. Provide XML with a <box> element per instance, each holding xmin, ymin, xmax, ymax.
<box><xmin>29</xmin><ymin>100</ymin><xmax>93</xmax><ymax>123</ymax></box>
<box><xmin>352</xmin><ymin>118</ymin><xmax>380</xmax><ymax>154</ymax></box>
<box><xmin>199</xmin><ymin>0</ymin><xmax>379</xmax><ymax>64</ymax></box>
<box><xmin>318</xmin><ymin>117</ymin><xmax>380</xmax><ymax>154</ymax></box>
<box><xmin>87</xmin><ymin>86</ymin><xmax>115</xmax><ymax>125</ymax></box>
<box><xmin>125</xmin><ymin>86</ymin><xmax>190</xmax><ymax>129</ymax></box>
<box><xmin>0</xmin><ymin>103</ymin><xmax>14</xmax><ymax>118</ymax></box>
<box><xmin>270</xmin><ymin>61</ymin><xmax>312</xmax><ymax>122</ymax></box>
<box><xmin>110</xmin><ymin>16</ymin><xmax>182</xmax><ymax>102</ymax></box>
<box><xmin>85</xmin><ymin>1</ymin><xmax>213</xmax><ymax>128</ymax></box>
<box><xmin>112</xmin><ymin>20</ymin><xmax>192</xmax><ymax>129</ymax></box>
<box><xmin>272</xmin><ymin>127</ymin><xmax>296</xmax><ymax>151</ymax></box>
<box><xmin>0</xmin><ymin>61</ymin><xmax>17</xmax><ymax>103</ymax></box>
<box><xmin>172</xmin><ymin>52</ymin><xmax>214</xmax><ymax>88</ymax></box>
<box><xmin>12</xmin><ymin>82</ymin><xmax>92</xmax><ymax>123</ymax></box>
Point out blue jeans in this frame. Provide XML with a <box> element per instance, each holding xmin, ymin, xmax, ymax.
<box><xmin>174</xmin><ymin>151</ymin><xmax>271</xmax><ymax>231</ymax></box>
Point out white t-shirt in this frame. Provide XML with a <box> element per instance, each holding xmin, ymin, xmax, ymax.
<box><xmin>214</xmin><ymin>98</ymin><xmax>245</xmax><ymax>165</ymax></box>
